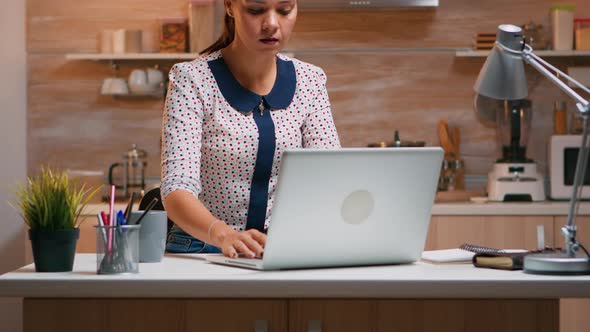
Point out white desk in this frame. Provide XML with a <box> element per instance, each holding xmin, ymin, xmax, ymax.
<box><xmin>2</xmin><ymin>254</ymin><xmax>589</xmax><ymax>332</ymax></box>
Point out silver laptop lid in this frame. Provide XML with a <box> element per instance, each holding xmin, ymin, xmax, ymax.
<box><xmin>261</xmin><ymin>147</ymin><xmax>443</xmax><ymax>270</ymax></box>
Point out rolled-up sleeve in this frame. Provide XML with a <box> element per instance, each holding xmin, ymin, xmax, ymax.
<box><xmin>160</xmin><ymin>63</ymin><xmax>203</xmax><ymax>200</ymax></box>
<box><xmin>302</xmin><ymin>67</ymin><xmax>341</xmax><ymax>149</ymax></box>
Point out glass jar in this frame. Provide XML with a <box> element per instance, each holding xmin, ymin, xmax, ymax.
<box><xmin>521</xmin><ymin>21</ymin><xmax>549</xmax><ymax>50</ymax></box>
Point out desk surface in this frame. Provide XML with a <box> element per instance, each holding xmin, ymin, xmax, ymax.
<box><xmin>2</xmin><ymin>254</ymin><xmax>590</xmax><ymax>299</ymax></box>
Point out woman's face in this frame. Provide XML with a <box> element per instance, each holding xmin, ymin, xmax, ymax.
<box><xmin>227</xmin><ymin>0</ymin><xmax>297</xmax><ymax>53</ymax></box>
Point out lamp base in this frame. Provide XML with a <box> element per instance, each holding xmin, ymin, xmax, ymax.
<box><xmin>523</xmin><ymin>252</ymin><xmax>590</xmax><ymax>275</ymax></box>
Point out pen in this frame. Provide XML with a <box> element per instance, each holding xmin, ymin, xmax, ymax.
<box><xmin>117</xmin><ymin>210</ymin><xmax>126</xmax><ymax>226</ymax></box>
<box><xmin>97</xmin><ymin>212</ymin><xmax>107</xmax><ymax>244</ymax></box>
<box><xmin>101</xmin><ymin>210</ymin><xmax>112</xmax><ymax>254</ymax></box>
<box><xmin>124</xmin><ymin>192</ymin><xmax>137</xmax><ymax>223</ymax></box>
<box><xmin>134</xmin><ymin>197</ymin><xmax>159</xmax><ymax>225</ymax></box>
<box><xmin>108</xmin><ymin>185</ymin><xmax>116</xmax><ymax>227</ymax></box>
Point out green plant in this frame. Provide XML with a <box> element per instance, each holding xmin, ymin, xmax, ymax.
<box><xmin>11</xmin><ymin>166</ymin><xmax>100</xmax><ymax>231</ymax></box>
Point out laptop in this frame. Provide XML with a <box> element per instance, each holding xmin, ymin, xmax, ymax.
<box><xmin>206</xmin><ymin>147</ymin><xmax>444</xmax><ymax>270</ymax></box>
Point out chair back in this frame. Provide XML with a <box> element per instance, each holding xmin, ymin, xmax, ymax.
<box><xmin>138</xmin><ymin>188</ymin><xmax>174</xmax><ymax>234</ymax></box>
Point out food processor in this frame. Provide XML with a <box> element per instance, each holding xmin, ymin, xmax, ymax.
<box><xmin>475</xmin><ymin>97</ymin><xmax>545</xmax><ymax>201</ymax></box>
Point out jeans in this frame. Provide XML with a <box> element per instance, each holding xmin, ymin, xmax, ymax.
<box><xmin>166</xmin><ymin>227</ymin><xmax>222</xmax><ymax>253</ymax></box>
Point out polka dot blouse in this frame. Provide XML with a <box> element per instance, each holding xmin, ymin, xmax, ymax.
<box><xmin>161</xmin><ymin>50</ymin><xmax>341</xmax><ymax>234</ymax></box>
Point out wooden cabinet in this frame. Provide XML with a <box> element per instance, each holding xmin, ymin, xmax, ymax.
<box><xmin>424</xmin><ymin>216</ymin><xmax>554</xmax><ymax>251</ymax></box>
<box><xmin>289</xmin><ymin>300</ymin><xmax>376</xmax><ymax>332</ymax></box>
<box><xmin>25</xmin><ymin>298</ymin><xmax>557</xmax><ymax>332</ymax></box>
<box><xmin>289</xmin><ymin>299</ymin><xmax>557</xmax><ymax>332</ymax></box>
<box><xmin>24</xmin><ymin>299</ymin><xmax>288</xmax><ymax>332</ymax></box>
<box><xmin>375</xmin><ymin>299</ymin><xmax>557</xmax><ymax>332</ymax></box>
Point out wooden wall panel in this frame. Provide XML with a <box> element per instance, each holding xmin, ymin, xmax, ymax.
<box><xmin>26</xmin><ymin>0</ymin><xmax>590</xmax><ymax>201</ymax></box>
<box><xmin>290</xmin><ymin>0</ymin><xmax>590</xmax><ymax>49</ymax></box>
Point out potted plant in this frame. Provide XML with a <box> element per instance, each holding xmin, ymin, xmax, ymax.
<box><xmin>11</xmin><ymin>166</ymin><xmax>99</xmax><ymax>272</ymax></box>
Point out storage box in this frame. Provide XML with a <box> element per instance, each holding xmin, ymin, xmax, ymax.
<box><xmin>575</xmin><ymin>18</ymin><xmax>590</xmax><ymax>50</ymax></box>
<box><xmin>160</xmin><ymin>18</ymin><xmax>188</xmax><ymax>53</ymax></box>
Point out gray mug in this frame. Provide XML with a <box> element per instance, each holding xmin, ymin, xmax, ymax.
<box><xmin>129</xmin><ymin>210</ymin><xmax>167</xmax><ymax>263</ymax></box>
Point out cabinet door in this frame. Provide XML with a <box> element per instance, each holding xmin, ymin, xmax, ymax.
<box><xmin>77</xmin><ymin>215</ymin><xmax>97</xmax><ymax>253</ymax></box>
<box><xmin>185</xmin><ymin>299</ymin><xmax>287</xmax><ymax>332</ymax></box>
<box><xmin>554</xmin><ymin>216</ymin><xmax>590</xmax><ymax>332</ymax></box>
<box><xmin>288</xmin><ymin>300</ymin><xmax>376</xmax><ymax>332</ymax></box>
<box><xmin>25</xmin><ymin>298</ymin><xmax>288</xmax><ymax>332</ymax></box>
<box><xmin>377</xmin><ymin>299</ymin><xmax>558</xmax><ymax>332</ymax></box>
<box><xmin>424</xmin><ymin>216</ymin><xmax>554</xmax><ymax>251</ymax></box>
<box><xmin>287</xmin><ymin>299</ymin><xmax>558</xmax><ymax>332</ymax></box>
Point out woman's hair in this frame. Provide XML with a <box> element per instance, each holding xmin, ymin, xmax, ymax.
<box><xmin>200</xmin><ymin>12</ymin><xmax>235</xmax><ymax>55</ymax></box>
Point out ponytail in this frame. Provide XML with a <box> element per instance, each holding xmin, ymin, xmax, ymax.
<box><xmin>200</xmin><ymin>13</ymin><xmax>235</xmax><ymax>55</ymax></box>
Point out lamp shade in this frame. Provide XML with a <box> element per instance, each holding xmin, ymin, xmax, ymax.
<box><xmin>474</xmin><ymin>24</ymin><xmax>528</xmax><ymax>100</ymax></box>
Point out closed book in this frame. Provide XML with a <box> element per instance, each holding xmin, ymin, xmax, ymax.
<box><xmin>472</xmin><ymin>251</ymin><xmax>528</xmax><ymax>270</ymax></box>
<box><xmin>459</xmin><ymin>243</ymin><xmax>530</xmax><ymax>271</ymax></box>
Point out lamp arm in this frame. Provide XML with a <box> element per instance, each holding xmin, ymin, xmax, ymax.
<box><xmin>524</xmin><ymin>48</ymin><xmax>590</xmax><ymax>97</ymax></box>
<box><xmin>521</xmin><ymin>52</ymin><xmax>590</xmax><ymax>109</ymax></box>
<box><xmin>562</xmin><ymin>115</ymin><xmax>590</xmax><ymax>256</ymax></box>
<box><xmin>524</xmin><ymin>52</ymin><xmax>590</xmax><ymax>256</ymax></box>
<box><xmin>497</xmin><ymin>43</ymin><xmax>590</xmax><ymax>257</ymax></box>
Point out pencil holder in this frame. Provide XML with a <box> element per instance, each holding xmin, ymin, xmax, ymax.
<box><xmin>95</xmin><ymin>225</ymin><xmax>141</xmax><ymax>274</ymax></box>
<box><xmin>129</xmin><ymin>210</ymin><xmax>167</xmax><ymax>263</ymax></box>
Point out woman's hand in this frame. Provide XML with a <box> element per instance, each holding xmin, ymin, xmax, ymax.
<box><xmin>210</xmin><ymin>223</ymin><xmax>266</xmax><ymax>258</ymax></box>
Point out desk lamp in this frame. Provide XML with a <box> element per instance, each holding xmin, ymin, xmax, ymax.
<box><xmin>474</xmin><ymin>24</ymin><xmax>590</xmax><ymax>275</ymax></box>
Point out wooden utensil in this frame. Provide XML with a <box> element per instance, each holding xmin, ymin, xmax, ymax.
<box><xmin>437</xmin><ymin>120</ymin><xmax>455</xmax><ymax>158</ymax></box>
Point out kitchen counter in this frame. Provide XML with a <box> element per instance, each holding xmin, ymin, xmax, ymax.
<box><xmin>2</xmin><ymin>253</ymin><xmax>590</xmax><ymax>299</ymax></box>
<box><xmin>83</xmin><ymin>201</ymin><xmax>590</xmax><ymax>217</ymax></box>
<box><xmin>432</xmin><ymin>200</ymin><xmax>590</xmax><ymax>216</ymax></box>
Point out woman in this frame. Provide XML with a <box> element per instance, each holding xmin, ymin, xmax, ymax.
<box><xmin>161</xmin><ymin>0</ymin><xmax>340</xmax><ymax>258</ymax></box>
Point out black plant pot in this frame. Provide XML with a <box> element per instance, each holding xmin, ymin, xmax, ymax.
<box><xmin>29</xmin><ymin>228</ymin><xmax>79</xmax><ymax>272</ymax></box>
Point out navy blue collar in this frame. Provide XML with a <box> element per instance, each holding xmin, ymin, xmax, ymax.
<box><xmin>208</xmin><ymin>55</ymin><xmax>296</xmax><ymax>114</ymax></box>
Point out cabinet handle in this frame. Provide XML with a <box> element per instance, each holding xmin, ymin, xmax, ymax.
<box><xmin>254</xmin><ymin>320</ymin><xmax>269</xmax><ymax>332</ymax></box>
<box><xmin>308</xmin><ymin>319</ymin><xmax>322</xmax><ymax>332</ymax></box>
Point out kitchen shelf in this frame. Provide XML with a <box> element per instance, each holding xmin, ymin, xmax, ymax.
<box><xmin>65</xmin><ymin>53</ymin><xmax>202</xmax><ymax>61</ymax></box>
<box><xmin>456</xmin><ymin>50</ymin><xmax>590</xmax><ymax>58</ymax></box>
<box><xmin>65</xmin><ymin>49</ymin><xmax>474</xmax><ymax>62</ymax></box>
<box><xmin>66</xmin><ymin>49</ymin><xmax>590</xmax><ymax>61</ymax></box>
<box><xmin>102</xmin><ymin>90</ymin><xmax>165</xmax><ymax>99</ymax></box>
<box><xmin>65</xmin><ymin>52</ymin><xmax>296</xmax><ymax>61</ymax></box>
<box><xmin>286</xmin><ymin>47</ymin><xmax>467</xmax><ymax>54</ymax></box>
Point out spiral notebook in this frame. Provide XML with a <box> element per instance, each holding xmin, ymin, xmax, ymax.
<box><xmin>420</xmin><ymin>243</ymin><xmax>529</xmax><ymax>265</ymax></box>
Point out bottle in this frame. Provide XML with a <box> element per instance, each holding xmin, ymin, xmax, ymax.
<box><xmin>554</xmin><ymin>101</ymin><xmax>567</xmax><ymax>135</ymax></box>
<box><xmin>570</xmin><ymin>112</ymin><xmax>584</xmax><ymax>135</ymax></box>
<box><xmin>550</xmin><ymin>5</ymin><xmax>575</xmax><ymax>50</ymax></box>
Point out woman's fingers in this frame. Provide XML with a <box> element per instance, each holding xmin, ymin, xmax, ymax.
<box><xmin>221</xmin><ymin>230</ymin><xmax>267</xmax><ymax>258</ymax></box>
<box><xmin>240</xmin><ymin>234</ymin><xmax>265</xmax><ymax>257</ymax></box>
<box><xmin>248</xmin><ymin>229</ymin><xmax>267</xmax><ymax>247</ymax></box>
<box><xmin>233</xmin><ymin>240</ymin><xmax>256</xmax><ymax>258</ymax></box>
<box><xmin>224</xmin><ymin>245</ymin><xmax>238</xmax><ymax>258</ymax></box>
